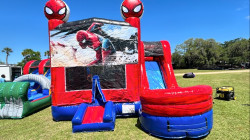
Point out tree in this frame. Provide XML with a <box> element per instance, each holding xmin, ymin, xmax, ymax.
<box><xmin>1</xmin><ymin>47</ymin><xmax>13</xmax><ymax>65</ymax></box>
<box><xmin>44</xmin><ymin>50</ymin><xmax>50</xmax><ymax>59</ymax></box>
<box><xmin>223</xmin><ymin>38</ymin><xmax>250</xmax><ymax>65</ymax></box>
<box><xmin>17</xmin><ymin>49</ymin><xmax>41</xmax><ymax>67</ymax></box>
<box><xmin>173</xmin><ymin>38</ymin><xmax>249</xmax><ymax>69</ymax></box>
<box><xmin>172</xmin><ymin>52</ymin><xmax>185</xmax><ymax>69</ymax></box>
<box><xmin>173</xmin><ymin>38</ymin><xmax>221</xmax><ymax>68</ymax></box>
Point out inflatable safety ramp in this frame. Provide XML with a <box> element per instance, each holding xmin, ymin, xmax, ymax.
<box><xmin>72</xmin><ymin>76</ymin><xmax>116</xmax><ymax>133</ymax></box>
<box><xmin>0</xmin><ymin>82</ymin><xmax>51</xmax><ymax>119</ymax></box>
<box><xmin>14</xmin><ymin>74</ymin><xmax>51</xmax><ymax>101</ymax></box>
<box><xmin>21</xmin><ymin>59</ymin><xmax>51</xmax><ymax>98</ymax></box>
<box><xmin>139</xmin><ymin>41</ymin><xmax>213</xmax><ymax>139</ymax></box>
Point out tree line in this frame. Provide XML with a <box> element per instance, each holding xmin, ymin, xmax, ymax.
<box><xmin>17</xmin><ymin>49</ymin><xmax>50</xmax><ymax>67</ymax></box>
<box><xmin>172</xmin><ymin>38</ymin><xmax>250</xmax><ymax>69</ymax></box>
<box><xmin>1</xmin><ymin>48</ymin><xmax>49</xmax><ymax>67</ymax></box>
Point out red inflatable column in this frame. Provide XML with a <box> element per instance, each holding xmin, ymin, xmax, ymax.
<box><xmin>161</xmin><ymin>41</ymin><xmax>179</xmax><ymax>88</ymax></box>
<box><xmin>121</xmin><ymin>0</ymin><xmax>147</xmax><ymax>96</ymax></box>
<box><xmin>44</xmin><ymin>0</ymin><xmax>70</xmax><ymax>105</ymax></box>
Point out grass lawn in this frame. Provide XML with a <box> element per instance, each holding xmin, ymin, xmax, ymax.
<box><xmin>174</xmin><ymin>69</ymin><xmax>221</xmax><ymax>74</ymax></box>
<box><xmin>175</xmin><ymin>70</ymin><xmax>250</xmax><ymax>140</ymax></box>
<box><xmin>173</xmin><ymin>69</ymin><xmax>247</xmax><ymax>74</ymax></box>
<box><xmin>0</xmin><ymin>70</ymin><xmax>249</xmax><ymax>140</ymax></box>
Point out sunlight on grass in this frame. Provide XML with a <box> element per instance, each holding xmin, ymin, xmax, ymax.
<box><xmin>174</xmin><ymin>69</ymin><xmax>222</xmax><ymax>74</ymax></box>
<box><xmin>173</xmin><ymin>69</ymin><xmax>248</xmax><ymax>74</ymax></box>
<box><xmin>0</xmin><ymin>71</ymin><xmax>249</xmax><ymax>140</ymax></box>
<box><xmin>176</xmin><ymin>72</ymin><xmax>250</xmax><ymax>140</ymax></box>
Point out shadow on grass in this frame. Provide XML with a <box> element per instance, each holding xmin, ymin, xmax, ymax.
<box><xmin>135</xmin><ymin>118</ymin><xmax>143</xmax><ymax>131</ymax></box>
<box><xmin>213</xmin><ymin>97</ymin><xmax>233</xmax><ymax>102</ymax></box>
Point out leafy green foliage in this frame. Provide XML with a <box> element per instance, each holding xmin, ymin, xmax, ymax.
<box><xmin>223</xmin><ymin>38</ymin><xmax>250</xmax><ymax>65</ymax></box>
<box><xmin>173</xmin><ymin>38</ymin><xmax>221</xmax><ymax>68</ymax></box>
<box><xmin>173</xmin><ymin>38</ymin><xmax>250</xmax><ymax>69</ymax></box>
<box><xmin>17</xmin><ymin>49</ymin><xmax>41</xmax><ymax>68</ymax></box>
<box><xmin>44</xmin><ymin>50</ymin><xmax>50</xmax><ymax>59</ymax></box>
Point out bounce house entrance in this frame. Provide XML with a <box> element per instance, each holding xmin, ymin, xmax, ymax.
<box><xmin>72</xmin><ymin>76</ymin><xmax>116</xmax><ymax>132</ymax></box>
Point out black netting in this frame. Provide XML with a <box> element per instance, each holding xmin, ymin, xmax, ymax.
<box><xmin>30</xmin><ymin>60</ymin><xmax>41</xmax><ymax>68</ymax></box>
<box><xmin>66</xmin><ymin>65</ymin><xmax>126</xmax><ymax>91</ymax></box>
<box><xmin>45</xmin><ymin>60</ymin><xmax>51</xmax><ymax>67</ymax></box>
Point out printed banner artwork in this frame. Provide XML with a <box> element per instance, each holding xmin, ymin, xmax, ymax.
<box><xmin>143</xmin><ymin>42</ymin><xmax>164</xmax><ymax>57</ymax></box>
<box><xmin>50</xmin><ymin>18</ymin><xmax>138</xmax><ymax>67</ymax></box>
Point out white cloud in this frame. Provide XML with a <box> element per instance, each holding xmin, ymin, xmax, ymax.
<box><xmin>246</xmin><ymin>16</ymin><xmax>250</xmax><ymax>20</ymax></box>
<box><xmin>236</xmin><ymin>7</ymin><xmax>244</xmax><ymax>11</ymax></box>
<box><xmin>236</xmin><ymin>6</ymin><xmax>248</xmax><ymax>11</ymax></box>
<box><xmin>236</xmin><ymin>1</ymin><xmax>249</xmax><ymax>11</ymax></box>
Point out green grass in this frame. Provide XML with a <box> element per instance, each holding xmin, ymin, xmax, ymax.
<box><xmin>173</xmin><ymin>69</ymin><xmax>247</xmax><ymax>74</ymax></box>
<box><xmin>0</xmin><ymin>71</ymin><xmax>249</xmax><ymax>140</ymax></box>
<box><xmin>175</xmin><ymin>71</ymin><xmax>250</xmax><ymax>140</ymax></box>
<box><xmin>174</xmin><ymin>69</ymin><xmax>220</xmax><ymax>74</ymax></box>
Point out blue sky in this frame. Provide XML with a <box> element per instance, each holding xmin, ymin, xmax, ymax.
<box><xmin>0</xmin><ymin>0</ymin><xmax>249</xmax><ymax>64</ymax></box>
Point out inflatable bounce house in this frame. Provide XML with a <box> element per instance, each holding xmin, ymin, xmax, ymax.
<box><xmin>45</xmin><ymin>0</ymin><xmax>213</xmax><ymax>138</ymax></box>
<box><xmin>0</xmin><ymin>59</ymin><xmax>51</xmax><ymax>119</ymax></box>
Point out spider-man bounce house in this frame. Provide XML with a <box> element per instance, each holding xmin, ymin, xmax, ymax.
<box><xmin>45</xmin><ymin>0</ymin><xmax>213</xmax><ymax>138</ymax></box>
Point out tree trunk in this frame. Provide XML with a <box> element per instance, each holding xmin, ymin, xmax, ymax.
<box><xmin>6</xmin><ymin>55</ymin><xmax>8</xmax><ymax>66</ymax></box>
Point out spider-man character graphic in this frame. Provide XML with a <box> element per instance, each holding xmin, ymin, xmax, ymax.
<box><xmin>44</xmin><ymin>0</ymin><xmax>70</xmax><ymax>22</ymax></box>
<box><xmin>121</xmin><ymin>0</ymin><xmax>144</xmax><ymax>19</ymax></box>
<box><xmin>76</xmin><ymin>23</ymin><xmax>116</xmax><ymax>66</ymax></box>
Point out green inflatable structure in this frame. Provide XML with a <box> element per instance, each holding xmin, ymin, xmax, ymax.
<box><xmin>0</xmin><ymin>82</ymin><xmax>51</xmax><ymax>119</ymax></box>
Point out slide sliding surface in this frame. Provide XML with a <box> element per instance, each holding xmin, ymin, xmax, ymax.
<box><xmin>145</xmin><ymin>61</ymin><xmax>166</xmax><ymax>90</ymax></box>
<box><xmin>82</xmin><ymin>106</ymin><xmax>105</xmax><ymax>124</ymax></box>
<box><xmin>72</xmin><ymin>102</ymin><xmax>116</xmax><ymax>133</ymax></box>
<box><xmin>72</xmin><ymin>76</ymin><xmax>116</xmax><ymax>133</ymax></box>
